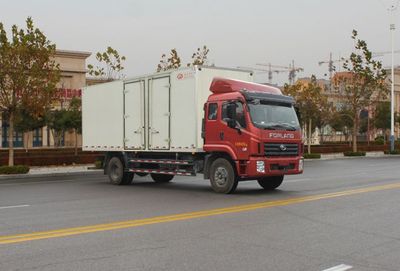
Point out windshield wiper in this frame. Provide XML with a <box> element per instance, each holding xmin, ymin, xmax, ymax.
<box><xmin>262</xmin><ymin>123</ymin><xmax>297</xmax><ymax>131</ymax></box>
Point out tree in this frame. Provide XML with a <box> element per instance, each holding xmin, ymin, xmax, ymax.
<box><xmin>335</xmin><ymin>30</ymin><xmax>388</xmax><ymax>152</ymax></box>
<box><xmin>283</xmin><ymin>76</ymin><xmax>329</xmax><ymax>153</ymax></box>
<box><xmin>359</xmin><ymin>109</ymin><xmax>369</xmax><ymax>135</ymax></box>
<box><xmin>87</xmin><ymin>46</ymin><xmax>126</xmax><ymax>80</ymax></box>
<box><xmin>46</xmin><ymin>98</ymin><xmax>81</xmax><ymax>152</ymax></box>
<box><xmin>373</xmin><ymin>102</ymin><xmax>391</xmax><ymax>142</ymax></box>
<box><xmin>157</xmin><ymin>48</ymin><xmax>181</xmax><ymax>72</ymax></box>
<box><xmin>46</xmin><ymin>109</ymin><xmax>68</xmax><ymax>147</ymax></box>
<box><xmin>396</xmin><ymin>112</ymin><xmax>400</xmax><ymax>127</ymax></box>
<box><xmin>67</xmin><ymin>97</ymin><xmax>82</xmax><ymax>156</ymax></box>
<box><xmin>157</xmin><ymin>46</ymin><xmax>210</xmax><ymax>72</ymax></box>
<box><xmin>0</xmin><ymin>17</ymin><xmax>59</xmax><ymax>166</ymax></box>
<box><xmin>315</xmin><ymin>90</ymin><xmax>334</xmax><ymax>143</ymax></box>
<box><xmin>187</xmin><ymin>45</ymin><xmax>210</xmax><ymax>66</ymax></box>
<box><xmin>329</xmin><ymin>107</ymin><xmax>354</xmax><ymax>144</ymax></box>
<box><xmin>14</xmin><ymin>109</ymin><xmax>46</xmax><ymax>152</ymax></box>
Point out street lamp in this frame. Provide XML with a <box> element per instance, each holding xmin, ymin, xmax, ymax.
<box><xmin>389</xmin><ymin>4</ymin><xmax>397</xmax><ymax>151</ymax></box>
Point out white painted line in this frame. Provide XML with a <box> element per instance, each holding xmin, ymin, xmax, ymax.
<box><xmin>322</xmin><ymin>264</ymin><xmax>352</xmax><ymax>271</ymax></box>
<box><xmin>0</xmin><ymin>204</ymin><xmax>30</xmax><ymax>210</ymax></box>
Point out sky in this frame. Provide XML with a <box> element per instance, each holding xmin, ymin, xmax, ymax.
<box><xmin>1</xmin><ymin>0</ymin><xmax>400</xmax><ymax>85</ymax></box>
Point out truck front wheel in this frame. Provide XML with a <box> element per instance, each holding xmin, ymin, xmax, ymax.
<box><xmin>107</xmin><ymin>157</ymin><xmax>134</xmax><ymax>185</ymax></box>
<box><xmin>209</xmin><ymin>158</ymin><xmax>238</xmax><ymax>194</ymax></box>
<box><xmin>151</xmin><ymin>173</ymin><xmax>174</xmax><ymax>183</ymax></box>
<box><xmin>257</xmin><ymin>175</ymin><xmax>284</xmax><ymax>190</ymax></box>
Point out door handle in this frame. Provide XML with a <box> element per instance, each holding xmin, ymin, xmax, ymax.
<box><xmin>219</xmin><ymin>132</ymin><xmax>224</xmax><ymax>140</ymax></box>
<box><xmin>149</xmin><ymin>127</ymin><xmax>159</xmax><ymax>134</ymax></box>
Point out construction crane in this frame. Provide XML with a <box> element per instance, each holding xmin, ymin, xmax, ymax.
<box><xmin>319</xmin><ymin>50</ymin><xmax>400</xmax><ymax>80</ymax></box>
<box><xmin>237</xmin><ymin>65</ymin><xmax>288</xmax><ymax>84</ymax></box>
<box><xmin>256</xmin><ymin>60</ymin><xmax>304</xmax><ymax>85</ymax></box>
<box><xmin>372</xmin><ymin>50</ymin><xmax>400</xmax><ymax>57</ymax></box>
<box><xmin>318</xmin><ymin>52</ymin><xmax>343</xmax><ymax>80</ymax></box>
<box><xmin>319</xmin><ymin>50</ymin><xmax>400</xmax><ymax>91</ymax></box>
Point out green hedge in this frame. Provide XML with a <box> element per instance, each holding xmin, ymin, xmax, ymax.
<box><xmin>303</xmin><ymin>153</ymin><xmax>321</xmax><ymax>159</ymax></box>
<box><xmin>384</xmin><ymin>150</ymin><xmax>400</xmax><ymax>155</ymax></box>
<box><xmin>0</xmin><ymin>165</ymin><xmax>30</xmax><ymax>175</ymax></box>
<box><xmin>374</xmin><ymin>137</ymin><xmax>385</xmax><ymax>145</ymax></box>
<box><xmin>343</xmin><ymin>151</ymin><xmax>366</xmax><ymax>157</ymax></box>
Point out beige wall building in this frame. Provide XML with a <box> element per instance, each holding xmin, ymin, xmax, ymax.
<box><xmin>1</xmin><ymin>49</ymin><xmax>91</xmax><ymax>149</ymax></box>
<box><xmin>295</xmin><ymin>68</ymin><xmax>400</xmax><ymax>143</ymax></box>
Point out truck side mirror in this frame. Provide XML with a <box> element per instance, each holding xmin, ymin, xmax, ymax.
<box><xmin>226</xmin><ymin>103</ymin><xmax>236</xmax><ymax>119</ymax></box>
<box><xmin>227</xmin><ymin>119</ymin><xmax>236</xmax><ymax>129</ymax></box>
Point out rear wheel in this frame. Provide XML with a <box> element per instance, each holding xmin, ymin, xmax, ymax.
<box><xmin>257</xmin><ymin>175</ymin><xmax>284</xmax><ymax>190</ymax></box>
<box><xmin>209</xmin><ymin>158</ymin><xmax>238</xmax><ymax>194</ymax></box>
<box><xmin>151</xmin><ymin>173</ymin><xmax>174</xmax><ymax>183</ymax></box>
<box><xmin>107</xmin><ymin>157</ymin><xmax>134</xmax><ymax>185</ymax></box>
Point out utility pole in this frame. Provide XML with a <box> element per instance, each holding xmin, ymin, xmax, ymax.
<box><xmin>389</xmin><ymin>3</ymin><xmax>397</xmax><ymax>152</ymax></box>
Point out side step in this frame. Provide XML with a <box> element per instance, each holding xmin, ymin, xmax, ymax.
<box><xmin>128</xmin><ymin>168</ymin><xmax>195</xmax><ymax>176</ymax></box>
<box><xmin>129</xmin><ymin>158</ymin><xmax>193</xmax><ymax>165</ymax></box>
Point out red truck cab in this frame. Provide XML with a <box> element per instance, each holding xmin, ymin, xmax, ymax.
<box><xmin>203</xmin><ymin>78</ymin><xmax>303</xmax><ymax>191</ymax></box>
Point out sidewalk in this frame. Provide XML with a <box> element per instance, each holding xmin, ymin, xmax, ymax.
<box><xmin>319</xmin><ymin>151</ymin><xmax>386</xmax><ymax>160</ymax></box>
<box><xmin>0</xmin><ymin>164</ymin><xmax>102</xmax><ymax>180</ymax></box>
<box><xmin>29</xmin><ymin>164</ymin><xmax>98</xmax><ymax>175</ymax></box>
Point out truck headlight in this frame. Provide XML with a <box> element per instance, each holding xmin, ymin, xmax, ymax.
<box><xmin>256</xmin><ymin>161</ymin><xmax>265</xmax><ymax>173</ymax></box>
<box><xmin>299</xmin><ymin>159</ymin><xmax>304</xmax><ymax>171</ymax></box>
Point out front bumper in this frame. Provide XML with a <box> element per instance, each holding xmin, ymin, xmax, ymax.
<box><xmin>238</xmin><ymin>156</ymin><xmax>303</xmax><ymax>178</ymax></box>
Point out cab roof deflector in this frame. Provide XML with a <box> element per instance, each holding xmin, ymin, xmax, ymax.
<box><xmin>209</xmin><ymin>77</ymin><xmax>282</xmax><ymax>95</ymax></box>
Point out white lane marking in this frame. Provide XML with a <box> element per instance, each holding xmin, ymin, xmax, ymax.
<box><xmin>322</xmin><ymin>264</ymin><xmax>352</xmax><ymax>271</ymax></box>
<box><xmin>0</xmin><ymin>204</ymin><xmax>30</xmax><ymax>210</ymax></box>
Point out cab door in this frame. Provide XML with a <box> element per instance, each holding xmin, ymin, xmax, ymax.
<box><xmin>205</xmin><ymin>100</ymin><xmax>251</xmax><ymax>160</ymax></box>
<box><xmin>219</xmin><ymin>101</ymin><xmax>252</xmax><ymax>160</ymax></box>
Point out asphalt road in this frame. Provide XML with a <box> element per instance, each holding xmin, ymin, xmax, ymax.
<box><xmin>1</xmin><ymin>157</ymin><xmax>400</xmax><ymax>271</ymax></box>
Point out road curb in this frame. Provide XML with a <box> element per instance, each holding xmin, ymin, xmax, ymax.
<box><xmin>0</xmin><ymin>169</ymin><xmax>102</xmax><ymax>181</ymax></box>
<box><xmin>305</xmin><ymin>153</ymin><xmax>400</xmax><ymax>161</ymax></box>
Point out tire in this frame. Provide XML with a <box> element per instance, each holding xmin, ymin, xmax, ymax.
<box><xmin>150</xmin><ymin>173</ymin><xmax>174</xmax><ymax>183</ymax></box>
<box><xmin>107</xmin><ymin>157</ymin><xmax>134</xmax><ymax>185</ymax></box>
<box><xmin>209</xmin><ymin>158</ymin><xmax>238</xmax><ymax>194</ymax></box>
<box><xmin>136</xmin><ymin>172</ymin><xmax>149</xmax><ymax>177</ymax></box>
<box><xmin>257</xmin><ymin>175</ymin><xmax>284</xmax><ymax>190</ymax></box>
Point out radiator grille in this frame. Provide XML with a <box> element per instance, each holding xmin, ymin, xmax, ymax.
<box><xmin>264</xmin><ymin>143</ymin><xmax>298</xmax><ymax>157</ymax></box>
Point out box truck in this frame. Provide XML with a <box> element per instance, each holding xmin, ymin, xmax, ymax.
<box><xmin>82</xmin><ymin>66</ymin><xmax>303</xmax><ymax>193</ymax></box>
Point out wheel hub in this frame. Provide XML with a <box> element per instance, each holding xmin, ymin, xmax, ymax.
<box><xmin>110</xmin><ymin>163</ymin><xmax>121</xmax><ymax>180</ymax></box>
<box><xmin>214</xmin><ymin>167</ymin><xmax>228</xmax><ymax>186</ymax></box>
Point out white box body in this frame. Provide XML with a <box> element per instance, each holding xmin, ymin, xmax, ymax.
<box><xmin>82</xmin><ymin>66</ymin><xmax>253</xmax><ymax>153</ymax></box>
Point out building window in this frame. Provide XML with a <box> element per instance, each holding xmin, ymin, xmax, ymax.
<box><xmin>2</xmin><ymin>123</ymin><xmax>24</xmax><ymax>148</ymax></box>
<box><xmin>33</xmin><ymin>128</ymin><xmax>42</xmax><ymax>147</ymax></box>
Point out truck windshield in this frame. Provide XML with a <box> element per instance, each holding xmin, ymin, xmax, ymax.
<box><xmin>247</xmin><ymin>101</ymin><xmax>300</xmax><ymax>131</ymax></box>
